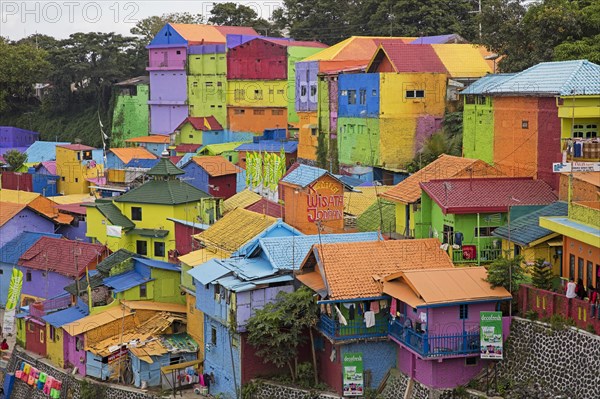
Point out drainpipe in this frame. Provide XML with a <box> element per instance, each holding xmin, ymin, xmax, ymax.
<box><xmin>477</xmin><ymin>213</ymin><xmax>480</xmax><ymax>266</ymax></box>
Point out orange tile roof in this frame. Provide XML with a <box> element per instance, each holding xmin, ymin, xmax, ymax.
<box><xmin>170</xmin><ymin>24</ymin><xmax>257</xmax><ymax>44</ymax></box>
<box><xmin>0</xmin><ymin>202</ymin><xmax>27</xmax><ymax>226</ymax></box>
<box><xmin>302</xmin><ymin>238</ymin><xmax>454</xmax><ymax>300</ymax></box>
<box><xmin>191</xmin><ymin>156</ymin><xmax>240</xmax><ymax>177</ymax></box>
<box><xmin>379</xmin><ymin>155</ymin><xmax>503</xmax><ymax>204</ymax></box>
<box><xmin>304</xmin><ymin>36</ymin><xmax>415</xmax><ymax>62</ymax></box>
<box><xmin>29</xmin><ymin>196</ymin><xmax>74</xmax><ymax>224</ymax></box>
<box><xmin>109</xmin><ymin>147</ymin><xmax>157</xmax><ymax>164</ymax></box>
<box><xmin>125</xmin><ymin>135</ymin><xmax>171</xmax><ymax>144</ymax></box>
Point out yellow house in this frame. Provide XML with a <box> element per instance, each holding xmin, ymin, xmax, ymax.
<box><xmin>85</xmin><ymin>157</ymin><xmax>220</xmax><ymax>260</ymax></box>
<box><xmin>491</xmin><ymin>202</ymin><xmax>568</xmax><ymax>277</ymax></box>
<box><xmin>55</xmin><ymin>144</ymin><xmax>104</xmax><ymax>195</ymax></box>
<box><xmin>558</xmin><ymin>95</ymin><xmax>600</xmax><ymax>160</ymax></box>
<box><xmin>227</xmin><ymin>80</ymin><xmax>288</xmax><ymax>108</ymax></box>
<box><xmin>173</xmin><ymin>116</ymin><xmax>224</xmax><ymax>145</ymax></box>
<box><xmin>379</xmin><ymin>154</ymin><xmax>503</xmax><ymax>237</ymax></box>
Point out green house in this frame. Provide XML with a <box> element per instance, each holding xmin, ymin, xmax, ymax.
<box><xmin>111</xmin><ymin>76</ymin><xmax>150</xmax><ymax>146</ymax></box>
<box><xmin>416</xmin><ymin>177</ymin><xmax>557</xmax><ymax>264</ymax></box>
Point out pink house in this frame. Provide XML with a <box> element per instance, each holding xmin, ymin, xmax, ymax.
<box><xmin>382</xmin><ymin>267</ymin><xmax>512</xmax><ymax>389</ymax></box>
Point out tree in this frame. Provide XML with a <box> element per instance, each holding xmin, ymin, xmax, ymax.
<box><xmin>316</xmin><ymin>131</ymin><xmax>329</xmax><ymax>170</ymax></box>
<box><xmin>531</xmin><ymin>258</ymin><xmax>554</xmax><ymax>291</ymax></box>
<box><xmin>485</xmin><ymin>255</ymin><xmax>526</xmax><ymax>295</ymax></box>
<box><xmin>4</xmin><ymin>150</ymin><xmax>28</xmax><ymax>171</ymax></box>
<box><xmin>246</xmin><ymin>287</ymin><xmax>318</xmax><ymax>384</ymax></box>
<box><xmin>554</xmin><ymin>34</ymin><xmax>600</xmax><ymax>64</ymax></box>
<box><xmin>130</xmin><ymin>12</ymin><xmax>205</xmax><ymax>42</ymax></box>
<box><xmin>209</xmin><ymin>3</ymin><xmax>281</xmax><ymax>36</ymax></box>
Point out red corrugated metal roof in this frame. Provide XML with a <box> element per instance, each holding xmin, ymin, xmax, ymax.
<box><xmin>55</xmin><ymin>203</ymin><xmax>87</xmax><ymax>215</ymax></box>
<box><xmin>420</xmin><ymin>177</ymin><xmax>558</xmax><ymax>214</ymax></box>
<box><xmin>18</xmin><ymin>236</ymin><xmax>107</xmax><ymax>277</ymax></box>
<box><xmin>262</xmin><ymin>38</ymin><xmax>328</xmax><ymax>48</ymax></box>
<box><xmin>213</xmin><ymin>25</ymin><xmax>259</xmax><ymax>37</ymax></box>
<box><xmin>177</xmin><ymin>116</ymin><xmax>223</xmax><ymax>131</ymax></box>
<box><xmin>371</xmin><ymin>43</ymin><xmax>448</xmax><ymax>73</ymax></box>
<box><xmin>58</xmin><ymin>144</ymin><xmax>96</xmax><ymax>151</ymax></box>
<box><xmin>245</xmin><ymin>198</ymin><xmax>284</xmax><ymax>218</ymax></box>
<box><xmin>174</xmin><ymin>144</ymin><xmax>202</xmax><ymax>153</ymax></box>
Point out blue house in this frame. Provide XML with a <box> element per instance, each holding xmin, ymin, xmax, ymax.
<box><xmin>338</xmin><ymin>73</ymin><xmax>380</xmax><ymax>118</ymax></box>
<box><xmin>0</xmin><ymin>231</ymin><xmax>61</xmax><ymax>306</ymax></box>
<box><xmin>189</xmin><ymin>231</ymin><xmax>382</xmax><ymax>398</ymax></box>
<box><xmin>25</xmin><ymin>141</ymin><xmax>70</xmax><ymax>163</ymax></box>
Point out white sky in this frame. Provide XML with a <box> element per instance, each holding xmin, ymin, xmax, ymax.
<box><xmin>1</xmin><ymin>1</ymin><xmax>283</xmax><ymax>40</ymax></box>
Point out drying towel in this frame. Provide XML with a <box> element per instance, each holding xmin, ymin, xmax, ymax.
<box><xmin>390</xmin><ymin>299</ymin><xmax>397</xmax><ymax>317</ymax></box>
<box><xmin>364</xmin><ymin>311</ymin><xmax>376</xmax><ymax>328</ymax></box>
<box><xmin>334</xmin><ymin>305</ymin><xmax>348</xmax><ymax>326</ymax></box>
<box><xmin>370</xmin><ymin>300</ymin><xmax>380</xmax><ymax>314</ymax></box>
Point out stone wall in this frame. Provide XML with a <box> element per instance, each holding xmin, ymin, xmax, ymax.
<box><xmin>246</xmin><ymin>380</ymin><xmax>341</xmax><ymax>399</ymax></box>
<box><xmin>496</xmin><ymin>317</ymin><xmax>600</xmax><ymax>399</ymax></box>
<box><xmin>3</xmin><ymin>348</ymin><xmax>159</xmax><ymax>399</ymax></box>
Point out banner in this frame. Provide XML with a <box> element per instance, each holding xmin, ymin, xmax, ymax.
<box><xmin>3</xmin><ymin>268</ymin><xmax>23</xmax><ymax>335</ymax></box>
<box><xmin>342</xmin><ymin>352</ymin><xmax>364</xmax><ymax>396</ymax></box>
<box><xmin>106</xmin><ymin>225</ymin><xmax>122</xmax><ymax>238</ymax></box>
<box><xmin>480</xmin><ymin>311</ymin><xmax>503</xmax><ymax>359</ymax></box>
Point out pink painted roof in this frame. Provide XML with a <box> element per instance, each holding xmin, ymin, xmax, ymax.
<box><xmin>245</xmin><ymin>198</ymin><xmax>284</xmax><ymax>218</ymax></box>
<box><xmin>56</xmin><ymin>203</ymin><xmax>87</xmax><ymax>215</ymax></box>
<box><xmin>58</xmin><ymin>144</ymin><xmax>96</xmax><ymax>151</ymax></box>
<box><xmin>263</xmin><ymin>38</ymin><xmax>328</xmax><ymax>48</ymax></box>
<box><xmin>41</xmin><ymin>161</ymin><xmax>57</xmax><ymax>175</ymax></box>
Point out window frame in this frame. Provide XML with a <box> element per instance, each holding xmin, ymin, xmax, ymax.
<box><xmin>459</xmin><ymin>304</ymin><xmax>469</xmax><ymax>320</ymax></box>
<box><xmin>139</xmin><ymin>284</ymin><xmax>147</xmax><ymax>298</ymax></box>
<box><xmin>154</xmin><ymin>241</ymin><xmax>165</xmax><ymax>257</ymax></box>
<box><xmin>348</xmin><ymin>90</ymin><xmax>357</xmax><ymax>105</ymax></box>
<box><xmin>136</xmin><ymin>240</ymin><xmax>148</xmax><ymax>256</ymax></box>
<box><xmin>131</xmin><ymin>207</ymin><xmax>142</xmax><ymax>221</ymax></box>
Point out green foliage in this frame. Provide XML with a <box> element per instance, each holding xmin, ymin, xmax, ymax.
<box><xmin>130</xmin><ymin>12</ymin><xmax>205</xmax><ymax>42</ymax></box>
<box><xmin>548</xmin><ymin>314</ymin><xmax>575</xmax><ymax>330</ymax></box>
<box><xmin>524</xmin><ymin>310</ymin><xmax>539</xmax><ymax>321</ymax></box>
<box><xmin>452</xmin><ymin>385</ymin><xmax>469</xmax><ymax>398</ymax></box>
<box><xmin>363</xmin><ymin>388</ymin><xmax>384</xmax><ymax>399</ymax></box>
<box><xmin>316</xmin><ymin>131</ymin><xmax>329</xmax><ymax>170</ymax></box>
<box><xmin>3</xmin><ymin>150</ymin><xmax>28</xmax><ymax>171</ymax></box>
<box><xmin>241</xmin><ymin>380</ymin><xmax>263</xmax><ymax>399</ymax></box>
<box><xmin>80</xmin><ymin>379</ymin><xmax>107</xmax><ymax>399</ymax></box>
<box><xmin>209</xmin><ymin>3</ymin><xmax>281</xmax><ymax>36</ymax></box>
<box><xmin>554</xmin><ymin>34</ymin><xmax>600</xmax><ymax>64</ymax></box>
<box><xmin>585</xmin><ymin>324</ymin><xmax>596</xmax><ymax>334</ymax></box>
<box><xmin>531</xmin><ymin>258</ymin><xmax>554</xmax><ymax>291</ymax></box>
<box><xmin>246</xmin><ymin>287</ymin><xmax>318</xmax><ymax>382</ymax></box>
<box><xmin>485</xmin><ymin>256</ymin><xmax>526</xmax><ymax>295</ymax></box>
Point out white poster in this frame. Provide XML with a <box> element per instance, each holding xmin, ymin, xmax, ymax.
<box><xmin>106</xmin><ymin>225</ymin><xmax>122</xmax><ymax>238</ymax></box>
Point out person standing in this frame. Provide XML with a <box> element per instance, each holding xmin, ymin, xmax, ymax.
<box><xmin>565</xmin><ymin>278</ymin><xmax>577</xmax><ymax>299</ymax></box>
<box><xmin>590</xmin><ymin>286</ymin><xmax>599</xmax><ymax>319</ymax></box>
<box><xmin>576</xmin><ymin>279</ymin><xmax>586</xmax><ymax>300</ymax></box>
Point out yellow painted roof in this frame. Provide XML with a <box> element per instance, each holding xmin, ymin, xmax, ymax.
<box><xmin>120</xmin><ymin>300</ymin><xmax>186</xmax><ymax>313</ymax></box>
<box><xmin>47</xmin><ymin>194</ymin><xmax>98</xmax><ymax>204</ymax></box>
<box><xmin>222</xmin><ymin>189</ymin><xmax>262</xmax><ymax>214</ymax></box>
<box><xmin>179</xmin><ymin>247</ymin><xmax>231</xmax><ymax>267</ymax></box>
<box><xmin>431</xmin><ymin>44</ymin><xmax>492</xmax><ymax>78</ymax></box>
<box><xmin>109</xmin><ymin>147</ymin><xmax>157</xmax><ymax>163</ymax></box>
<box><xmin>63</xmin><ymin>306</ymin><xmax>134</xmax><ymax>337</ymax></box>
<box><xmin>125</xmin><ymin>135</ymin><xmax>171</xmax><ymax>144</ymax></box>
<box><xmin>193</xmin><ymin>208</ymin><xmax>276</xmax><ymax>252</ymax></box>
<box><xmin>303</xmin><ymin>36</ymin><xmax>415</xmax><ymax>62</ymax></box>
<box><xmin>0</xmin><ymin>189</ymin><xmax>39</xmax><ymax>204</ymax></box>
<box><xmin>344</xmin><ymin>186</ymin><xmax>392</xmax><ymax>216</ymax></box>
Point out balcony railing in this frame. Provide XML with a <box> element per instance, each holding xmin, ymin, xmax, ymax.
<box><xmin>451</xmin><ymin>246</ymin><xmax>502</xmax><ymax>264</ymax></box>
<box><xmin>29</xmin><ymin>295</ymin><xmax>72</xmax><ymax>318</ymax></box>
<box><xmin>389</xmin><ymin>319</ymin><xmax>480</xmax><ymax>357</ymax></box>
<box><xmin>317</xmin><ymin>314</ymin><xmax>389</xmax><ymax>341</ymax></box>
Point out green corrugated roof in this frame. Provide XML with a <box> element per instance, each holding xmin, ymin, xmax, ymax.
<box><xmin>357</xmin><ymin>199</ymin><xmax>397</xmax><ymax>233</ymax></box>
<box><xmin>147</xmin><ymin>157</ymin><xmax>185</xmax><ymax>176</ymax></box>
<box><xmin>132</xmin><ymin>228</ymin><xmax>169</xmax><ymax>238</ymax></box>
<box><xmin>63</xmin><ymin>274</ymin><xmax>105</xmax><ymax>296</ymax></box>
<box><xmin>87</xmin><ymin>202</ymin><xmax>135</xmax><ymax>230</ymax></box>
<box><xmin>198</xmin><ymin>141</ymin><xmax>250</xmax><ymax>156</ymax></box>
<box><xmin>96</xmin><ymin>249</ymin><xmax>137</xmax><ymax>274</ymax></box>
<box><xmin>114</xmin><ymin>179</ymin><xmax>211</xmax><ymax>205</ymax></box>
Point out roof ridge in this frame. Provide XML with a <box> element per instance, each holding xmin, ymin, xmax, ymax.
<box><xmin>561</xmin><ymin>60</ymin><xmax>586</xmax><ymax>95</ymax></box>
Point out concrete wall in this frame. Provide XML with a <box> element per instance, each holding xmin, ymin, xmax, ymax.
<box><xmin>203</xmin><ymin>315</ymin><xmax>241</xmax><ymax>399</ymax></box>
<box><xmin>111</xmin><ymin>85</ymin><xmax>149</xmax><ymax>146</ymax></box>
<box><xmin>0</xmin><ymin>208</ymin><xmax>54</xmax><ymax>247</ymax></box>
<box><xmin>188</xmin><ymin>75</ymin><xmax>227</xmax><ymax>128</ymax></box>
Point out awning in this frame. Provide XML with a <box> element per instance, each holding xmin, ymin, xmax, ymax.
<box><xmin>131</xmin><ymin>228</ymin><xmax>169</xmax><ymax>238</ymax></box>
<box><xmin>187</xmin><ymin>259</ymin><xmax>231</xmax><ymax>286</ymax></box>
<box><xmin>547</xmin><ymin>240</ymin><xmax>563</xmax><ymax>247</ymax></box>
<box><xmin>296</xmin><ymin>272</ymin><xmax>327</xmax><ymax>297</ymax></box>
<box><xmin>382</xmin><ymin>281</ymin><xmax>425</xmax><ymax>309</ymax></box>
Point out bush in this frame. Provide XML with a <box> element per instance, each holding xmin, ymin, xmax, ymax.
<box><xmin>524</xmin><ymin>310</ymin><xmax>539</xmax><ymax>321</ymax></box>
<box><xmin>585</xmin><ymin>324</ymin><xmax>596</xmax><ymax>334</ymax></box>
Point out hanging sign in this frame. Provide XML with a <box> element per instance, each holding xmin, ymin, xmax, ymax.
<box><xmin>480</xmin><ymin>311</ymin><xmax>503</xmax><ymax>359</ymax></box>
<box><xmin>342</xmin><ymin>352</ymin><xmax>364</xmax><ymax>396</ymax></box>
<box><xmin>553</xmin><ymin>162</ymin><xmax>600</xmax><ymax>173</ymax></box>
<box><xmin>306</xmin><ymin>179</ymin><xmax>343</xmax><ymax>222</ymax></box>
<box><xmin>3</xmin><ymin>268</ymin><xmax>23</xmax><ymax>336</ymax></box>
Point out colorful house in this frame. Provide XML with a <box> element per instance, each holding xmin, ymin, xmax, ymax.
<box><xmin>279</xmin><ymin>164</ymin><xmax>346</xmax><ymax>234</ymax></box>
<box><xmin>492</xmin><ymin>202</ymin><xmax>568</xmax><ymax>277</ymax></box>
<box><xmin>173</xmin><ymin>116</ymin><xmax>224</xmax><ymax>145</ymax></box>
<box><xmin>125</xmin><ymin>135</ymin><xmax>171</xmax><ymax>157</ymax></box>
<box><xmin>111</xmin><ymin>76</ymin><xmax>150</xmax><ymax>146</ymax></box>
<box><xmin>244</xmin><ymin>197</ymin><xmax>284</xmax><ymax>218</ymax></box>
<box><xmin>296</xmin><ymin>238</ymin><xmax>454</xmax><ymax>395</ymax></box>
<box><xmin>0</xmin><ymin>231</ymin><xmax>61</xmax><ymax>306</ymax></box>
<box><xmin>381</xmin><ymin>267</ymin><xmax>511</xmax><ymax>389</ymax></box>
<box><xmin>559</xmin><ymin>172</ymin><xmax>600</xmax><ymax>202</ymax></box>
<box><xmin>18</xmin><ymin>236</ymin><xmax>108</xmax><ymax>305</ymax></box>
<box><xmin>540</xmin><ymin>201</ymin><xmax>600</xmax><ymax>288</ymax></box>
<box><xmin>379</xmin><ymin>154</ymin><xmax>504</xmax><ymax>238</ymax></box>
<box><xmin>0</xmin><ymin>126</ymin><xmax>40</xmax><ymax>149</ymax></box>
<box><xmin>147</xmin><ymin>23</ymin><xmax>257</xmax><ymax>134</ymax></box>
<box><xmin>181</xmin><ymin>156</ymin><xmax>241</xmax><ymax>199</ymax></box>
<box><xmin>462</xmin><ymin>60</ymin><xmax>600</xmax><ymax>190</ymax></box>
<box><xmin>197</xmin><ymin>141</ymin><xmax>250</xmax><ymax>165</ymax></box>
<box><xmin>106</xmin><ymin>147</ymin><xmax>156</xmax><ymax>170</ymax></box>
<box><xmin>24</xmin><ymin>141</ymin><xmax>70</xmax><ymax>163</ymax></box>
<box><xmin>167</xmin><ymin>218</ymin><xmax>209</xmax><ymax>258</ymax></box>
<box><xmin>417</xmin><ymin>177</ymin><xmax>557</xmax><ymax>264</ymax></box>
<box><xmin>85</xmin><ymin>158</ymin><xmax>219</xmax><ymax>260</ymax></box>
<box><xmin>55</xmin><ymin>144</ymin><xmax>104</xmax><ymax>195</ymax></box>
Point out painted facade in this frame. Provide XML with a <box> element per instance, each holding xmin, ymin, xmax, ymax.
<box><xmin>0</xmin><ymin>205</ymin><xmax>54</xmax><ymax>247</ymax></box>
<box><xmin>111</xmin><ymin>76</ymin><xmax>150</xmax><ymax>146</ymax></box>
<box><xmin>0</xmin><ymin>126</ymin><xmax>39</xmax><ymax>148</ymax></box>
<box><xmin>55</xmin><ymin>144</ymin><xmax>104</xmax><ymax>195</ymax></box>
<box><xmin>188</xmin><ymin>45</ymin><xmax>227</xmax><ymax>127</ymax></box>
<box><xmin>181</xmin><ymin>157</ymin><xmax>239</xmax><ymax>199</ymax></box>
<box><xmin>228</xmin><ymin>107</ymin><xmax>288</xmax><ymax>134</ymax></box>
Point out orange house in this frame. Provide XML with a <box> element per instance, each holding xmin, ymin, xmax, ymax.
<box><xmin>279</xmin><ymin>164</ymin><xmax>345</xmax><ymax>234</ymax></box>
<box><xmin>228</xmin><ymin>107</ymin><xmax>288</xmax><ymax>133</ymax></box>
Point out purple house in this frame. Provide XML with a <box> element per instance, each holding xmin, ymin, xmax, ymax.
<box><xmin>0</xmin><ymin>202</ymin><xmax>55</xmax><ymax>247</ymax></box>
<box><xmin>0</xmin><ymin>126</ymin><xmax>40</xmax><ymax>148</ymax></box>
<box><xmin>295</xmin><ymin>61</ymin><xmax>319</xmax><ymax>112</ymax></box>
<box><xmin>18</xmin><ymin>236</ymin><xmax>108</xmax><ymax>305</ymax></box>
<box><xmin>382</xmin><ymin>267</ymin><xmax>512</xmax><ymax>389</ymax></box>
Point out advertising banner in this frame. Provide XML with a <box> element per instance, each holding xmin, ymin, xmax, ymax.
<box><xmin>342</xmin><ymin>352</ymin><xmax>364</xmax><ymax>396</ymax></box>
<box><xmin>480</xmin><ymin>311</ymin><xmax>503</xmax><ymax>359</ymax></box>
<box><xmin>3</xmin><ymin>267</ymin><xmax>24</xmax><ymax>335</ymax></box>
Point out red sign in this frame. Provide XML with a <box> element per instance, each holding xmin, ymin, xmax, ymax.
<box><xmin>306</xmin><ymin>180</ymin><xmax>343</xmax><ymax>222</ymax></box>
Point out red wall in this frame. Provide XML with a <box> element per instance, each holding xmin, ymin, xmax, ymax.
<box><xmin>316</xmin><ymin>337</ymin><xmax>342</xmax><ymax>394</ymax></box>
<box><xmin>1</xmin><ymin>172</ymin><xmax>33</xmax><ymax>191</ymax></box>
<box><xmin>536</xmin><ymin>97</ymin><xmax>561</xmax><ymax>190</ymax></box>
<box><xmin>228</xmin><ymin>39</ymin><xmax>288</xmax><ymax>80</ymax></box>
<box><xmin>240</xmin><ymin>332</ymin><xmax>287</xmax><ymax>383</ymax></box>
<box><xmin>25</xmin><ymin>320</ymin><xmax>47</xmax><ymax>356</ymax></box>
<box><xmin>173</xmin><ymin>222</ymin><xmax>205</xmax><ymax>257</ymax></box>
<box><xmin>209</xmin><ymin>174</ymin><xmax>237</xmax><ymax>199</ymax></box>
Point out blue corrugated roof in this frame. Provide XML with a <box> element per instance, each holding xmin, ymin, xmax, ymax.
<box><xmin>167</xmin><ymin>218</ymin><xmax>210</xmax><ymax>230</ymax></box>
<box><xmin>542</xmin><ymin>217</ymin><xmax>600</xmax><ymax>237</ymax></box>
<box><xmin>259</xmin><ymin>232</ymin><xmax>382</xmax><ymax>270</ymax></box>
<box><xmin>188</xmin><ymin>259</ymin><xmax>231</xmax><ymax>286</ymax></box>
<box><xmin>461</xmin><ymin>74</ymin><xmax>516</xmax><ymax>95</ymax></box>
<box><xmin>223</xmin><ymin>255</ymin><xmax>276</xmax><ymax>280</ymax></box>
<box><xmin>42</xmin><ymin>304</ymin><xmax>89</xmax><ymax>327</ymax></box>
<box><xmin>134</xmin><ymin>257</ymin><xmax>180</xmax><ymax>271</ymax></box>
<box><xmin>125</xmin><ymin>158</ymin><xmax>160</xmax><ymax>169</ymax></box>
<box><xmin>103</xmin><ymin>269</ymin><xmax>153</xmax><ymax>293</ymax></box>
<box><xmin>464</xmin><ymin>60</ymin><xmax>600</xmax><ymax>95</ymax></box>
<box><xmin>214</xmin><ymin>274</ymin><xmax>293</xmax><ymax>292</ymax></box>
<box><xmin>25</xmin><ymin>141</ymin><xmax>70</xmax><ymax>163</ymax></box>
<box><xmin>410</xmin><ymin>34</ymin><xmax>462</xmax><ymax>44</ymax></box>
<box><xmin>232</xmin><ymin>220</ymin><xmax>302</xmax><ymax>257</ymax></box>
<box><xmin>492</xmin><ymin>202</ymin><xmax>568</xmax><ymax>246</ymax></box>
<box><xmin>176</xmin><ymin>152</ymin><xmax>194</xmax><ymax>168</ymax></box>
<box><xmin>280</xmin><ymin>164</ymin><xmax>329</xmax><ymax>187</ymax></box>
<box><xmin>235</xmin><ymin>140</ymin><xmax>298</xmax><ymax>153</ymax></box>
<box><xmin>0</xmin><ymin>232</ymin><xmax>62</xmax><ymax>265</ymax></box>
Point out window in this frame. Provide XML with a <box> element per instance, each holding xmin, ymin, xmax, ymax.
<box><xmin>206</xmin><ymin>82</ymin><xmax>214</xmax><ymax>87</ymax></box>
<box><xmin>193</xmin><ymin>81</ymin><xmax>198</xmax><ymax>87</ymax></box>
<box><xmin>310</xmin><ymin>85</ymin><xmax>317</xmax><ymax>97</ymax></box>
<box><xmin>466</xmin><ymin>357</ymin><xmax>478</xmax><ymax>366</ymax></box>
<box><xmin>459</xmin><ymin>304</ymin><xmax>469</xmax><ymax>319</ymax></box>
<box><xmin>61</xmin><ymin>177</ymin><xmax>65</xmax><ymax>181</ymax></box>
<box><xmin>569</xmin><ymin>254</ymin><xmax>575</xmax><ymax>280</ymax></box>
<box><xmin>372</xmin><ymin>89</ymin><xmax>377</xmax><ymax>96</ymax></box>
<box><xmin>587</xmin><ymin>261</ymin><xmax>593</xmax><ymax>287</ymax></box>
<box><xmin>234</xmin><ymin>89</ymin><xmax>245</xmax><ymax>101</ymax></box>
<box><xmin>406</xmin><ymin>90</ymin><xmax>425</xmax><ymax>98</ymax></box>
<box><xmin>348</xmin><ymin>90</ymin><xmax>356</xmax><ymax>104</ymax></box>
<box><xmin>211</xmin><ymin>326</ymin><xmax>217</xmax><ymax>346</ymax></box>
<box><xmin>522</xmin><ymin>120</ymin><xmax>529</xmax><ymax>129</ymax></box>
<box><xmin>136</xmin><ymin>240</ymin><xmax>147</xmax><ymax>256</ymax></box>
<box><xmin>253</xmin><ymin>109</ymin><xmax>265</xmax><ymax>115</ymax></box>
<box><xmin>215</xmin><ymin>284</ymin><xmax>221</xmax><ymax>303</ymax></box>
<box><xmin>217</xmin><ymin>82</ymin><xmax>223</xmax><ymax>87</ymax></box>
<box><xmin>272</xmin><ymin>109</ymin><xmax>284</xmax><ymax>116</ymax></box>
<box><xmin>359</xmin><ymin>89</ymin><xmax>366</xmax><ymax>105</ymax></box>
<box><xmin>442</xmin><ymin>224</ymin><xmax>454</xmax><ymax>245</ymax></box>
<box><xmin>301</xmin><ymin>85</ymin><xmax>307</xmax><ymax>96</ymax></box>
<box><xmin>82</xmin><ymin>151</ymin><xmax>92</xmax><ymax>160</ymax></box>
<box><xmin>74</xmin><ymin>178</ymin><xmax>79</xmax><ymax>183</ymax></box>
<box><xmin>40</xmin><ymin>329</ymin><xmax>45</xmax><ymax>344</ymax></box>
<box><xmin>341</xmin><ymin>90</ymin><xmax>348</xmax><ymax>96</ymax></box>
<box><xmin>465</xmin><ymin>95</ymin><xmax>476</xmax><ymax>104</ymax></box>
<box><xmin>50</xmin><ymin>326</ymin><xmax>55</xmax><ymax>341</ymax></box>
<box><xmin>475</xmin><ymin>227</ymin><xmax>497</xmax><ymax>237</ymax></box>
<box><xmin>234</xmin><ymin>109</ymin><xmax>245</xmax><ymax>115</ymax></box>
<box><xmin>0</xmin><ymin>270</ymin><xmax>3</xmax><ymax>275</ymax></box>
<box><xmin>189</xmin><ymin>134</ymin><xmax>194</xmax><ymax>139</ymax></box>
<box><xmin>311</xmin><ymin>128</ymin><xmax>317</xmax><ymax>136</ymax></box>
<box><xmin>254</xmin><ymin>89</ymin><xmax>263</xmax><ymax>100</ymax></box>
<box><xmin>169</xmin><ymin>355</ymin><xmax>183</xmax><ymax>365</ymax></box>
<box><xmin>176</xmin><ymin>50</ymin><xmax>181</xmax><ymax>55</ymax></box>
<box><xmin>154</xmin><ymin>242</ymin><xmax>165</xmax><ymax>257</ymax></box>
<box><xmin>26</xmin><ymin>271</ymin><xmax>31</xmax><ymax>282</ymax></box>
<box><xmin>76</xmin><ymin>336</ymin><xmax>83</xmax><ymax>351</ymax></box>
<box><xmin>131</xmin><ymin>207</ymin><xmax>142</xmax><ymax>221</ymax></box>
<box><xmin>28</xmin><ymin>322</ymin><xmax>34</xmax><ymax>332</ymax></box>
<box><xmin>277</xmin><ymin>89</ymin><xmax>284</xmax><ymax>94</ymax></box>
<box><xmin>578</xmin><ymin>257</ymin><xmax>584</xmax><ymax>281</ymax></box>
<box><xmin>139</xmin><ymin>284</ymin><xmax>147</xmax><ymax>298</ymax></box>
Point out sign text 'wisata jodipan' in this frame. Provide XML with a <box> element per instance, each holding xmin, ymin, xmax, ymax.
<box><xmin>306</xmin><ymin>180</ymin><xmax>344</xmax><ymax>222</ymax></box>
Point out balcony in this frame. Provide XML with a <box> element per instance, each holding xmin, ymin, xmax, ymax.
<box><xmin>389</xmin><ymin>319</ymin><xmax>480</xmax><ymax>357</ymax></box>
<box><xmin>317</xmin><ymin>314</ymin><xmax>389</xmax><ymax>341</ymax></box>
<box><xmin>147</xmin><ymin>59</ymin><xmax>186</xmax><ymax>71</ymax></box>
<box><xmin>450</xmin><ymin>245</ymin><xmax>502</xmax><ymax>264</ymax></box>
<box><xmin>29</xmin><ymin>295</ymin><xmax>72</xmax><ymax>318</ymax></box>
